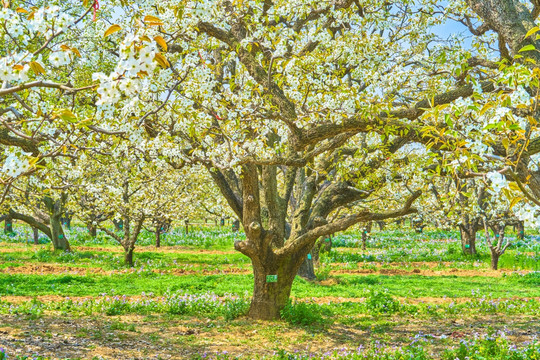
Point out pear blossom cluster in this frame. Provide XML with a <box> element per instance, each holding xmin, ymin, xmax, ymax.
<box><xmin>1</xmin><ymin>148</ymin><xmax>32</xmax><ymax>178</ymax></box>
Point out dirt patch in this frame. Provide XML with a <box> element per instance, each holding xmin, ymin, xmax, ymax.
<box><xmin>74</xmin><ymin>246</ymin><xmax>237</xmax><ymax>255</ymax></box>
<box><xmin>0</xmin><ymin>245</ymin><xmax>36</xmax><ymax>253</ymax></box>
<box><xmin>0</xmin><ymin>263</ymin><xmax>250</xmax><ymax>276</ymax></box>
<box><xmin>167</xmin><ymin>266</ymin><xmax>250</xmax><ymax>276</ymax></box>
<box><xmin>0</xmin><ymin>312</ymin><xmax>537</xmax><ymax>359</ymax></box>
<box><xmin>332</xmin><ymin>267</ymin><xmax>532</xmax><ymax>277</ymax></box>
<box><xmin>0</xmin><ymin>244</ymin><xmax>237</xmax><ymax>255</ymax></box>
<box><xmin>0</xmin><ymin>264</ymin><xmax>107</xmax><ymax>275</ymax></box>
<box><xmin>318</xmin><ymin>278</ymin><xmax>340</xmax><ymax>286</ymax></box>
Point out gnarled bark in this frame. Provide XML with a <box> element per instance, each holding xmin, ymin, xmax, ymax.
<box><xmin>459</xmin><ymin>218</ymin><xmax>479</xmax><ymax>255</ymax></box>
<box><xmin>483</xmin><ymin>218</ymin><xmax>511</xmax><ymax>270</ymax></box>
<box><xmin>3</xmin><ymin>215</ymin><xmax>13</xmax><ymax>234</ymax></box>
<box><xmin>297</xmin><ymin>251</ymin><xmax>316</xmax><ymax>280</ymax></box>
<box><xmin>42</xmin><ymin>195</ymin><xmax>70</xmax><ymax>251</ymax></box>
<box><xmin>31</xmin><ymin>227</ymin><xmax>39</xmax><ymax>244</ymax></box>
<box><xmin>361</xmin><ymin>222</ymin><xmax>372</xmax><ymax>250</ymax></box>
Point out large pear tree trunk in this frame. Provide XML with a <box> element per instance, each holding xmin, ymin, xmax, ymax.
<box><xmin>249</xmin><ymin>256</ymin><xmax>300</xmax><ymax>319</ymax></box>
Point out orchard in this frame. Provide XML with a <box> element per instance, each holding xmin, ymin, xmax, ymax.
<box><xmin>1</xmin><ymin>0</ymin><xmax>540</xmax><ymax>358</ymax></box>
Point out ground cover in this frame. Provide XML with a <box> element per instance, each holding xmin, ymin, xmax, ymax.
<box><xmin>0</xmin><ymin>224</ymin><xmax>538</xmax><ymax>359</ymax></box>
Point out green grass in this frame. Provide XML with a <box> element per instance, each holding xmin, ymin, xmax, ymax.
<box><xmin>1</xmin><ymin>272</ymin><xmax>538</xmax><ymax>298</ymax></box>
<box><xmin>1</xmin><ymin>224</ymin><xmax>539</xmax><ymax>359</ymax></box>
<box><xmin>0</xmin><ymin>246</ymin><xmax>250</xmax><ymax>270</ymax></box>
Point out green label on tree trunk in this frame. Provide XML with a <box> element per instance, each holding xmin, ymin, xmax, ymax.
<box><xmin>59</xmin><ymin>234</ymin><xmax>63</xmax><ymax>239</ymax></box>
<box><xmin>325</xmin><ymin>238</ymin><xmax>330</xmax><ymax>242</ymax></box>
<box><xmin>307</xmin><ymin>254</ymin><xmax>312</xmax><ymax>260</ymax></box>
<box><xmin>465</xmin><ymin>244</ymin><xmax>470</xmax><ymax>248</ymax></box>
<box><xmin>266</xmin><ymin>275</ymin><xmax>277</xmax><ymax>283</ymax></box>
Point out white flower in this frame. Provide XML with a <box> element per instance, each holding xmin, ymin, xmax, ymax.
<box><xmin>1</xmin><ymin>148</ymin><xmax>32</xmax><ymax>178</ymax></box>
<box><xmin>0</xmin><ymin>57</ymin><xmax>17</xmax><ymax>81</ymax></box>
<box><xmin>486</xmin><ymin>171</ymin><xmax>508</xmax><ymax>194</ymax></box>
<box><xmin>49</xmin><ymin>51</ymin><xmax>71</xmax><ymax>66</ymax></box>
<box><xmin>17</xmin><ymin>64</ymin><xmax>30</xmax><ymax>81</ymax></box>
<box><xmin>510</xmin><ymin>86</ymin><xmax>531</xmax><ymax>106</ymax></box>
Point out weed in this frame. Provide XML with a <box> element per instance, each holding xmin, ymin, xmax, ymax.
<box><xmin>280</xmin><ymin>301</ymin><xmax>329</xmax><ymax>326</ymax></box>
<box><xmin>364</xmin><ymin>289</ymin><xmax>401</xmax><ymax>315</ymax></box>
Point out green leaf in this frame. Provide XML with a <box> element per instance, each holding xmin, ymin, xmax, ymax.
<box><xmin>509</xmin><ymin>197</ymin><xmax>522</xmax><ymax>210</ymax></box>
<box><xmin>444</xmin><ymin>114</ymin><xmax>453</xmax><ymax>127</ymax></box>
<box><xmin>55</xmin><ymin>109</ymin><xmax>77</xmax><ymax>122</ymax></box>
<box><xmin>525</xmin><ymin>26</ymin><xmax>540</xmax><ymax>39</ymax></box>
<box><xmin>518</xmin><ymin>44</ymin><xmax>535</xmax><ymax>53</ymax></box>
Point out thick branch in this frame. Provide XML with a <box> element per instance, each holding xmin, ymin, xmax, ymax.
<box><xmin>205</xmin><ymin>165</ymin><xmax>243</xmax><ymax>219</ymax></box>
<box><xmin>9</xmin><ymin>209</ymin><xmax>52</xmax><ymax>239</ymax></box>
<box><xmin>276</xmin><ymin>190</ymin><xmax>422</xmax><ymax>257</ymax></box>
<box><xmin>0</xmin><ymin>81</ymin><xmax>95</xmax><ymax>96</ymax></box>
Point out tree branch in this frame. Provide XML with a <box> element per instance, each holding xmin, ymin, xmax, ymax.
<box><xmin>276</xmin><ymin>190</ymin><xmax>421</xmax><ymax>257</ymax></box>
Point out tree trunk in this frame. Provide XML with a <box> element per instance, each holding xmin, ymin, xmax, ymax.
<box><xmin>413</xmin><ymin>218</ymin><xmax>424</xmax><ymax>233</ymax></box>
<box><xmin>50</xmin><ymin>214</ymin><xmax>70</xmax><ymax>251</ymax></box>
<box><xmin>32</xmin><ymin>227</ymin><xmax>39</xmax><ymax>245</ymax></box>
<box><xmin>232</xmin><ymin>219</ymin><xmax>240</xmax><ymax>232</ymax></box>
<box><xmin>87</xmin><ymin>224</ymin><xmax>97</xmax><ymax>238</ymax></box>
<box><xmin>156</xmin><ymin>230</ymin><xmax>161</xmax><ymax>248</ymax></box>
<box><xmin>4</xmin><ymin>216</ymin><xmax>13</xmax><ymax>234</ymax></box>
<box><xmin>297</xmin><ymin>252</ymin><xmax>316</xmax><ymax>280</ymax></box>
<box><xmin>312</xmin><ymin>238</ymin><xmax>324</xmax><ymax>267</ymax></box>
<box><xmin>377</xmin><ymin>221</ymin><xmax>385</xmax><ymax>231</ymax></box>
<box><xmin>459</xmin><ymin>223</ymin><xmax>477</xmax><ymax>255</ymax></box>
<box><xmin>490</xmin><ymin>250</ymin><xmax>500</xmax><ymax>270</ymax></box>
<box><xmin>516</xmin><ymin>221</ymin><xmax>524</xmax><ymax>241</ymax></box>
<box><xmin>113</xmin><ymin>219</ymin><xmax>124</xmax><ymax>232</ymax></box>
<box><xmin>62</xmin><ymin>216</ymin><xmax>71</xmax><ymax>230</ymax></box>
<box><xmin>124</xmin><ymin>247</ymin><xmax>134</xmax><ymax>267</ymax></box>
<box><xmin>362</xmin><ymin>222</ymin><xmax>372</xmax><ymax>250</ymax></box>
<box><xmin>249</xmin><ymin>260</ymin><xmax>296</xmax><ymax>320</ymax></box>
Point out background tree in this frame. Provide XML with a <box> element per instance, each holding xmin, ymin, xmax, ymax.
<box><xmin>71</xmin><ymin>147</ymin><xmax>189</xmax><ymax>266</ymax></box>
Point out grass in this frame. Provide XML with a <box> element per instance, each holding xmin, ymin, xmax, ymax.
<box><xmin>1</xmin><ymin>272</ymin><xmax>539</xmax><ymax>298</ymax></box>
<box><xmin>0</xmin><ymin>224</ymin><xmax>539</xmax><ymax>358</ymax></box>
